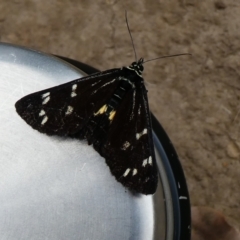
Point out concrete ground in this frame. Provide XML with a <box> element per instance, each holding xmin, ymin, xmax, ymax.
<box><xmin>1</xmin><ymin>0</ymin><xmax>239</xmax><ymax>233</ymax></box>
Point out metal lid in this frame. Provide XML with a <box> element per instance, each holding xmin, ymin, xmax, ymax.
<box><xmin>0</xmin><ymin>43</ymin><xmax>190</xmax><ymax>240</ymax></box>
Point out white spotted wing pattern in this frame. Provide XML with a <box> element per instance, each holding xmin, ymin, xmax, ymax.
<box><xmin>15</xmin><ymin>59</ymin><xmax>158</xmax><ymax>194</ymax></box>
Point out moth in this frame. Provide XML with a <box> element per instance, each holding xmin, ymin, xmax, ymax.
<box><xmin>15</xmin><ymin>57</ymin><xmax>158</xmax><ymax>195</ymax></box>
<box><xmin>15</xmin><ymin>10</ymin><xmax>161</xmax><ymax>194</ymax></box>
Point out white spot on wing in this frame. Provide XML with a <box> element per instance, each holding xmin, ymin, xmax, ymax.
<box><xmin>65</xmin><ymin>105</ymin><xmax>73</xmax><ymax>115</ymax></box>
<box><xmin>145</xmin><ymin>177</ymin><xmax>149</xmax><ymax>182</ymax></box>
<box><xmin>142</xmin><ymin>159</ymin><xmax>148</xmax><ymax>167</ymax></box>
<box><xmin>41</xmin><ymin>116</ymin><xmax>48</xmax><ymax>125</ymax></box>
<box><xmin>138</xmin><ymin>105</ymin><xmax>141</xmax><ymax>115</ymax></box>
<box><xmin>39</xmin><ymin>110</ymin><xmax>46</xmax><ymax>116</ymax></box>
<box><xmin>72</xmin><ymin>84</ymin><xmax>77</xmax><ymax>90</ymax></box>
<box><xmin>71</xmin><ymin>92</ymin><xmax>77</xmax><ymax>97</ymax></box>
<box><xmin>123</xmin><ymin>168</ymin><xmax>131</xmax><ymax>177</ymax></box>
<box><xmin>148</xmin><ymin>156</ymin><xmax>152</xmax><ymax>165</ymax></box>
<box><xmin>42</xmin><ymin>92</ymin><xmax>50</xmax><ymax>98</ymax></box>
<box><xmin>136</xmin><ymin>128</ymin><xmax>147</xmax><ymax>140</ymax></box>
<box><xmin>121</xmin><ymin>141</ymin><xmax>130</xmax><ymax>150</ymax></box>
<box><xmin>42</xmin><ymin>96</ymin><xmax>50</xmax><ymax>105</ymax></box>
<box><xmin>71</xmin><ymin>84</ymin><xmax>77</xmax><ymax>97</ymax></box>
<box><xmin>132</xmin><ymin>169</ymin><xmax>137</xmax><ymax>176</ymax></box>
<box><xmin>142</xmin><ymin>156</ymin><xmax>152</xmax><ymax>167</ymax></box>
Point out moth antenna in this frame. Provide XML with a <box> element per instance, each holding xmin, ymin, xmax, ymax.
<box><xmin>143</xmin><ymin>53</ymin><xmax>191</xmax><ymax>64</ymax></box>
<box><xmin>125</xmin><ymin>10</ymin><xmax>137</xmax><ymax>62</ymax></box>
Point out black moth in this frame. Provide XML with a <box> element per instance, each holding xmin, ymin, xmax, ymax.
<box><xmin>15</xmin><ymin>58</ymin><xmax>158</xmax><ymax>195</ymax></box>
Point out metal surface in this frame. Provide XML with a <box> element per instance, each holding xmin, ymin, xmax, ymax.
<box><xmin>0</xmin><ymin>43</ymin><xmax>170</xmax><ymax>240</ymax></box>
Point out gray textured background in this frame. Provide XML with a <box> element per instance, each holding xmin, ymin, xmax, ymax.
<box><xmin>1</xmin><ymin>0</ymin><xmax>239</xmax><ymax>229</ymax></box>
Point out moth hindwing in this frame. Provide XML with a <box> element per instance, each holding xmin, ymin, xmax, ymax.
<box><xmin>15</xmin><ymin>58</ymin><xmax>158</xmax><ymax>195</ymax></box>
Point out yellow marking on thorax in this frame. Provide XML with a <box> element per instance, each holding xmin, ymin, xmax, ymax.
<box><xmin>94</xmin><ymin>104</ymin><xmax>108</xmax><ymax>116</ymax></box>
<box><xmin>109</xmin><ymin>110</ymin><xmax>116</xmax><ymax>121</ymax></box>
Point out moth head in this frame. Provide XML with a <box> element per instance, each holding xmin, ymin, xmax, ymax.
<box><xmin>130</xmin><ymin>58</ymin><xmax>144</xmax><ymax>74</ymax></box>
